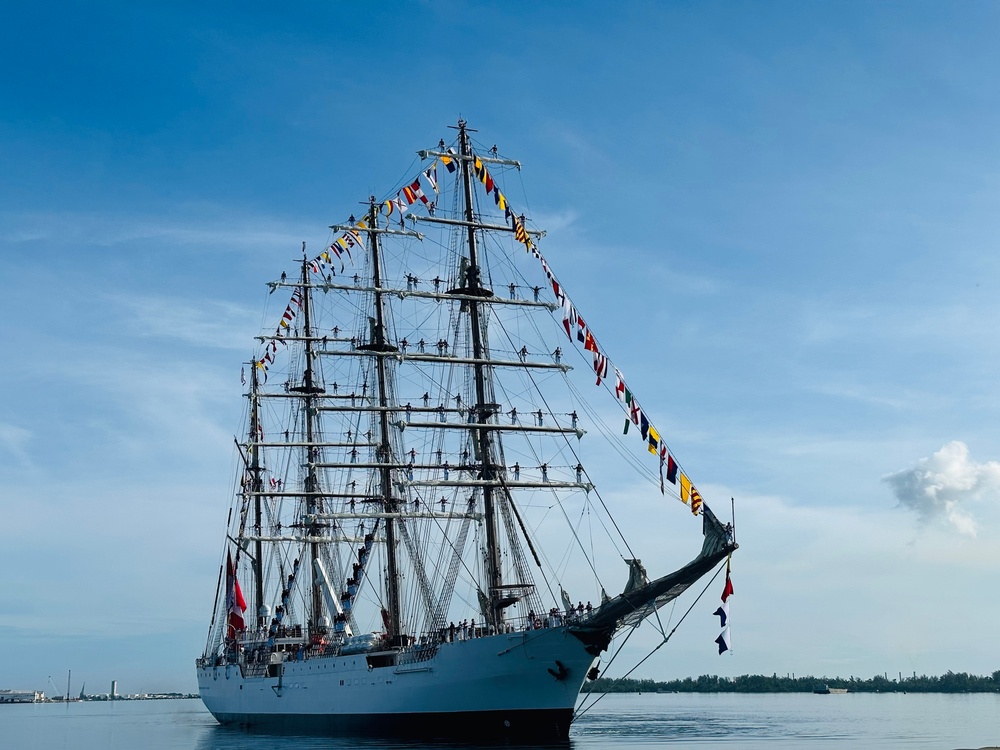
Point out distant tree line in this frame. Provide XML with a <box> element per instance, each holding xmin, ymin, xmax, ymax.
<box><xmin>583</xmin><ymin>670</ymin><xmax>1000</xmax><ymax>694</ymax></box>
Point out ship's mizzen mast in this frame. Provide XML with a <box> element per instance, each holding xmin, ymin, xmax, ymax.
<box><xmin>455</xmin><ymin>119</ymin><xmax>504</xmax><ymax>627</ymax></box>
<box><xmin>357</xmin><ymin>199</ymin><xmax>405</xmax><ymax>648</ymax></box>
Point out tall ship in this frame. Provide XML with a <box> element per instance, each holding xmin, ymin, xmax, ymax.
<box><xmin>196</xmin><ymin>120</ymin><xmax>738</xmax><ymax>740</ymax></box>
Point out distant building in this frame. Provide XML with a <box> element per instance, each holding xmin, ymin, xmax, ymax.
<box><xmin>0</xmin><ymin>690</ymin><xmax>44</xmax><ymax>703</ymax></box>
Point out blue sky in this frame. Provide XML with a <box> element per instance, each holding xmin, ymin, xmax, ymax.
<box><xmin>3</xmin><ymin>1</ymin><xmax>1000</xmax><ymax>693</ymax></box>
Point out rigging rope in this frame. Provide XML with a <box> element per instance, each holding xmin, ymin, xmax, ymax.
<box><xmin>573</xmin><ymin>558</ymin><xmax>729</xmax><ymax>721</ymax></box>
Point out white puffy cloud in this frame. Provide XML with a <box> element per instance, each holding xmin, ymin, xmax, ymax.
<box><xmin>883</xmin><ymin>441</ymin><xmax>1000</xmax><ymax>536</ymax></box>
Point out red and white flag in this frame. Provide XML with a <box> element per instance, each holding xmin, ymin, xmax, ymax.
<box><xmin>226</xmin><ymin>551</ymin><xmax>247</xmax><ymax>639</ymax></box>
<box><xmin>721</xmin><ymin>568</ymin><xmax>734</xmax><ymax>602</ymax></box>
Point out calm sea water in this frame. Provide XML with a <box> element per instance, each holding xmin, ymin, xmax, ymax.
<box><xmin>0</xmin><ymin>693</ymin><xmax>996</xmax><ymax>750</ymax></box>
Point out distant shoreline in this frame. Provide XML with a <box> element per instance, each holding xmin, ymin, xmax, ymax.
<box><xmin>0</xmin><ymin>694</ymin><xmax>199</xmax><ymax>705</ymax></box>
<box><xmin>10</xmin><ymin>671</ymin><xmax>997</xmax><ymax>702</ymax></box>
<box><xmin>583</xmin><ymin>671</ymin><xmax>1000</xmax><ymax>694</ymax></box>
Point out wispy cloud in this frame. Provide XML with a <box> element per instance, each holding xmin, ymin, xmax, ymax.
<box><xmin>538</xmin><ymin>122</ymin><xmax>617</xmax><ymax>173</ymax></box>
<box><xmin>0</xmin><ymin>423</ymin><xmax>33</xmax><ymax>471</ymax></box>
<box><xmin>806</xmin><ymin>379</ymin><xmax>949</xmax><ymax>411</ymax></box>
<box><xmin>883</xmin><ymin>441</ymin><xmax>1000</xmax><ymax>536</ymax></box>
<box><xmin>801</xmin><ymin>298</ymin><xmax>1000</xmax><ymax>349</ymax></box>
<box><xmin>0</xmin><ymin>209</ymin><xmax>308</xmax><ymax>252</ymax></box>
<box><xmin>530</xmin><ymin>208</ymin><xmax>579</xmax><ymax>233</ymax></box>
<box><xmin>107</xmin><ymin>291</ymin><xmax>259</xmax><ymax>351</ymax></box>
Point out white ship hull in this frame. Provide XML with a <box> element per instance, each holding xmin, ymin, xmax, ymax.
<box><xmin>198</xmin><ymin>627</ymin><xmax>597</xmax><ymax>739</ymax></box>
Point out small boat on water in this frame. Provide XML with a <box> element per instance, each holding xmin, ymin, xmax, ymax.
<box><xmin>195</xmin><ymin>120</ymin><xmax>738</xmax><ymax>741</ymax></box>
<box><xmin>814</xmin><ymin>685</ymin><xmax>850</xmax><ymax>694</ymax></box>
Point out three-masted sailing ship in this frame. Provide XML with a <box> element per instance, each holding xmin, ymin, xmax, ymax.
<box><xmin>196</xmin><ymin>120</ymin><xmax>737</xmax><ymax>740</ymax></box>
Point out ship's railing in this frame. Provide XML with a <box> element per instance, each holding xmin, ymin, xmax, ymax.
<box><xmin>200</xmin><ymin>608</ymin><xmax>600</xmax><ymax>671</ymax></box>
<box><xmin>429</xmin><ymin>608</ymin><xmax>597</xmax><ymax>643</ymax></box>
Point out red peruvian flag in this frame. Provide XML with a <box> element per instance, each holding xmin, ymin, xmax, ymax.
<box><xmin>226</xmin><ymin>551</ymin><xmax>247</xmax><ymax>639</ymax></box>
<box><xmin>721</xmin><ymin>570</ymin><xmax>734</xmax><ymax>603</ymax></box>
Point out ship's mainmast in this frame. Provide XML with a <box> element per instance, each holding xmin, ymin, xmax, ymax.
<box><xmin>357</xmin><ymin>200</ymin><xmax>405</xmax><ymax>647</ymax></box>
<box><xmin>289</xmin><ymin>256</ymin><xmax>326</xmax><ymax>633</ymax></box>
<box><xmin>455</xmin><ymin>119</ymin><xmax>504</xmax><ymax>627</ymax></box>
